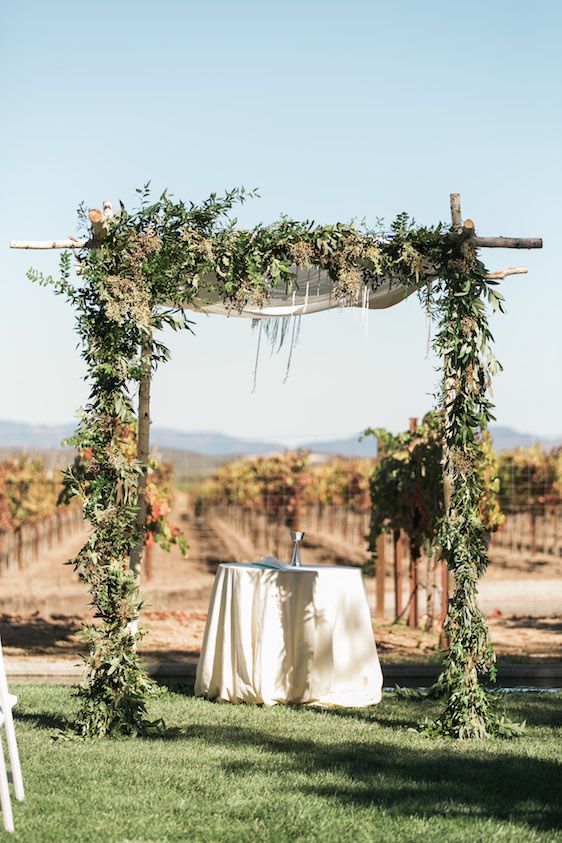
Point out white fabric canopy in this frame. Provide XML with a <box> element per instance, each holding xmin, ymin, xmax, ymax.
<box><xmin>191</xmin><ymin>265</ymin><xmax>418</xmax><ymax>319</ymax></box>
<box><xmin>195</xmin><ymin>563</ymin><xmax>383</xmax><ymax>707</ymax></box>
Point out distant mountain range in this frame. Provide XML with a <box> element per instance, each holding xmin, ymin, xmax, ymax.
<box><xmin>488</xmin><ymin>426</ymin><xmax>562</xmax><ymax>453</ymax></box>
<box><xmin>150</xmin><ymin>428</ymin><xmax>380</xmax><ymax>457</ymax></box>
<box><xmin>0</xmin><ymin>420</ymin><xmax>560</xmax><ymax>457</ymax></box>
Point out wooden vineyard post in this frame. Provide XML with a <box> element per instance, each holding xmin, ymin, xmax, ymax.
<box><xmin>407</xmin><ymin>417</ymin><xmax>419</xmax><ymax>628</ymax></box>
<box><xmin>375</xmin><ymin>532</ymin><xmax>386</xmax><ymax>620</ymax></box>
<box><xmin>408</xmin><ymin>545</ymin><xmax>419</xmax><ymax>628</ymax></box>
<box><xmin>393</xmin><ymin>529</ymin><xmax>404</xmax><ymax>619</ymax></box>
<box><xmin>291</xmin><ymin>491</ymin><xmax>301</xmax><ymax>533</ymax></box>
<box><xmin>145</xmin><ymin>544</ymin><xmax>154</xmax><ymax>580</ymax></box>
<box><xmin>530</xmin><ymin>510</ymin><xmax>537</xmax><ymax>555</ymax></box>
<box><xmin>374</xmin><ymin>434</ymin><xmax>386</xmax><ymax>621</ymax></box>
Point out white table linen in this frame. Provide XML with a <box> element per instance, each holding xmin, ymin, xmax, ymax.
<box><xmin>195</xmin><ymin>563</ymin><xmax>383</xmax><ymax>707</ymax></box>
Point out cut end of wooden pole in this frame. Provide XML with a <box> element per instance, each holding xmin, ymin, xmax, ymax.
<box><xmin>88</xmin><ymin>204</ymin><xmax>113</xmax><ymax>243</ymax></box>
<box><xmin>87</xmin><ymin>208</ymin><xmax>103</xmax><ymax>225</ymax></box>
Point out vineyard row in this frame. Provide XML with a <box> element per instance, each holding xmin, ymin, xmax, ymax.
<box><xmin>0</xmin><ymin>503</ymin><xmax>84</xmax><ymax>576</ymax></box>
<box><xmin>201</xmin><ymin>501</ymin><xmax>562</xmax><ymax>565</ymax></box>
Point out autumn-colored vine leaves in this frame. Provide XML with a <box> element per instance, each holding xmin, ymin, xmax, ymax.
<box><xmin>29</xmin><ymin>186</ymin><xmax>510</xmax><ymax>738</ymax></box>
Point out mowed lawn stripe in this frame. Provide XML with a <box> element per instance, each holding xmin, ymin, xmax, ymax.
<box><xmin>7</xmin><ymin>686</ymin><xmax>561</xmax><ymax>842</ymax></box>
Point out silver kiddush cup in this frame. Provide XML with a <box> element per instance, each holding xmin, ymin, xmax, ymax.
<box><xmin>290</xmin><ymin>531</ymin><xmax>305</xmax><ymax>567</ymax></box>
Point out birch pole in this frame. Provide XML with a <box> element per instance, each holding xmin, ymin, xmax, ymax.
<box><xmin>444</xmin><ymin>193</ymin><xmax>462</xmax><ymax>516</ymax></box>
<box><xmin>130</xmin><ymin>336</ymin><xmax>152</xmax><ymax>580</ymax></box>
<box><xmin>437</xmin><ymin>193</ymin><xmax>463</xmax><ymax>645</ymax></box>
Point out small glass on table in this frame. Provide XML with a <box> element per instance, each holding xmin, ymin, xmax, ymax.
<box><xmin>290</xmin><ymin>531</ymin><xmax>304</xmax><ymax>567</ymax></box>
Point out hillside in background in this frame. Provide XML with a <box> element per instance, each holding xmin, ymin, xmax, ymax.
<box><xmin>151</xmin><ymin>428</ymin><xmax>281</xmax><ymax>455</ymax></box>
<box><xmin>488</xmin><ymin>425</ymin><xmax>562</xmax><ymax>452</ymax></box>
<box><xmin>0</xmin><ymin>421</ymin><xmax>74</xmax><ymax>449</ymax></box>
<box><xmin>1</xmin><ymin>420</ymin><xmax>561</xmax><ymax>459</ymax></box>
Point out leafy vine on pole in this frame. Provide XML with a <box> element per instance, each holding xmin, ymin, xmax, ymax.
<box><xmin>427</xmin><ymin>236</ymin><xmax>521</xmax><ymax>738</ymax></box>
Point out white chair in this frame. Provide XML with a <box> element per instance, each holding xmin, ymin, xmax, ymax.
<box><xmin>0</xmin><ymin>636</ymin><xmax>24</xmax><ymax>833</ymax></box>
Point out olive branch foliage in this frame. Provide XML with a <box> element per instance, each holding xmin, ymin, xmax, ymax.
<box><xmin>28</xmin><ymin>186</ymin><xmax>512</xmax><ymax>739</ymax></box>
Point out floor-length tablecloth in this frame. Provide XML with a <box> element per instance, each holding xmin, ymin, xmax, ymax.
<box><xmin>195</xmin><ymin>564</ymin><xmax>383</xmax><ymax>707</ymax></box>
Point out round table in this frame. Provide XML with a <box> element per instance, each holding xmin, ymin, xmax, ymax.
<box><xmin>195</xmin><ymin>563</ymin><xmax>383</xmax><ymax>707</ymax></box>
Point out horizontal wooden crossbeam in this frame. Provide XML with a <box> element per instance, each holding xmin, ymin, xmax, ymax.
<box><xmin>486</xmin><ymin>267</ymin><xmax>528</xmax><ymax>280</ymax></box>
<box><xmin>10</xmin><ymin>195</ymin><xmax>543</xmax><ymax>264</ymax></box>
<box><xmin>10</xmin><ymin>239</ymin><xmax>88</xmax><ymax>250</ymax></box>
<box><xmin>473</xmin><ymin>236</ymin><xmax>542</xmax><ymax>249</ymax></box>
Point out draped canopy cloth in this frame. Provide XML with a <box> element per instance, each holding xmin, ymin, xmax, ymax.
<box><xmin>190</xmin><ymin>265</ymin><xmax>421</xmax><ymax>318</ymax></box>
<box><xmin>195</xmin><ymin>563</ymin><xmax>383</xmax><ymax>707</ymax></box>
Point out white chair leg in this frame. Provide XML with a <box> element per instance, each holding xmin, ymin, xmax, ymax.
<box><xmin>0</xmin><ymin>732</ymin><xmax>14</xmax><ymax>833</ymax></box>
<box><xmin>3</xmin><ymin>704</ymin><xmax>24</xmax><ymax>802</ymax></box>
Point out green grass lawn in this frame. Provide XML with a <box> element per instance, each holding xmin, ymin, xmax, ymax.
<box><xmin>6</xmin><ymin>686</ymin><xmax>561</xmax><ymax>842</ymax></box>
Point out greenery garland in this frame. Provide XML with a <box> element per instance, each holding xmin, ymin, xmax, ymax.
<box><xmin>426</xmin><ymin>237</ymin><xmax>521</xmax><ymax>738</ymax></box>
<box><xmin>27</xmin><ymin>186</ymin><xmax>512</xmax><ymax>739</ymax></box>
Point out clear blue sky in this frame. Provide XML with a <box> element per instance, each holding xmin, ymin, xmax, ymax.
<box><xmin>1</xmin><ymin>0</ymin><xmax>560</xmax><ymax>442</ymax></box>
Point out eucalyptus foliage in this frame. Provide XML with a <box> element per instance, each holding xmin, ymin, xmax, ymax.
<box><xmin>427</xmin><ymin>238</ymin><xmax>521</xmax><ymax>738</ymax></box>
<box><xmin>28</xmin><ymin>186</ymin><xmax>510</xmax><ymax>739</ymax></box>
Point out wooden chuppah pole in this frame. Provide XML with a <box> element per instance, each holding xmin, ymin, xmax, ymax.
<box><xmin>130</xmin><ymin>336</ymin><xmax>152</xmax><ymax>580</ymax></box>
<box><xmin>437</xmin><ymin>193</ymin><xmax>463</xmax><ymax>646</ymax></box>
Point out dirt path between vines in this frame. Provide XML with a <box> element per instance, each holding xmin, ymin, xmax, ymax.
<box><xmin>0</xmin><ymin>493</ymin><xmax>560</xmax><ymax>663</ymax></box>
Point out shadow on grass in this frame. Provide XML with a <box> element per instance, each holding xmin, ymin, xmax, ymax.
<box><xmin>16</xmin><ymin>710</ymin><xmax>70</xmax><ymax>732</ymax></box>
<box><xmin>17</xmin><ymin>709</ymin><xmax>191</xmax><ymax>742</ymax></box>
<box><xmin>188</xmin><ymin>721</ymin><xmax>562</xmax><ymax>832</ymax></box>
<box><xmin>321</xmin><ymin>708</ymin><xmax>421</xmax><ymax>729</ymax></box>
<box><xmin>316</xmin><ymin>692</ymin><xmax>562</xmax><ymax>731</ymax></box>
<box><xmin>0</xmin><ymin>614</ymin><xmax>85</xmax><ymax>656</ymax></box>
<box><xmin>492</xmin><ymin>693</ymin><xmax>562</xmax><ymax>729</ymax></box>
<box><xmin>504</xmin><ymin>616</ymin><xmax>562</xmax><ymax>633</ymax></box>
